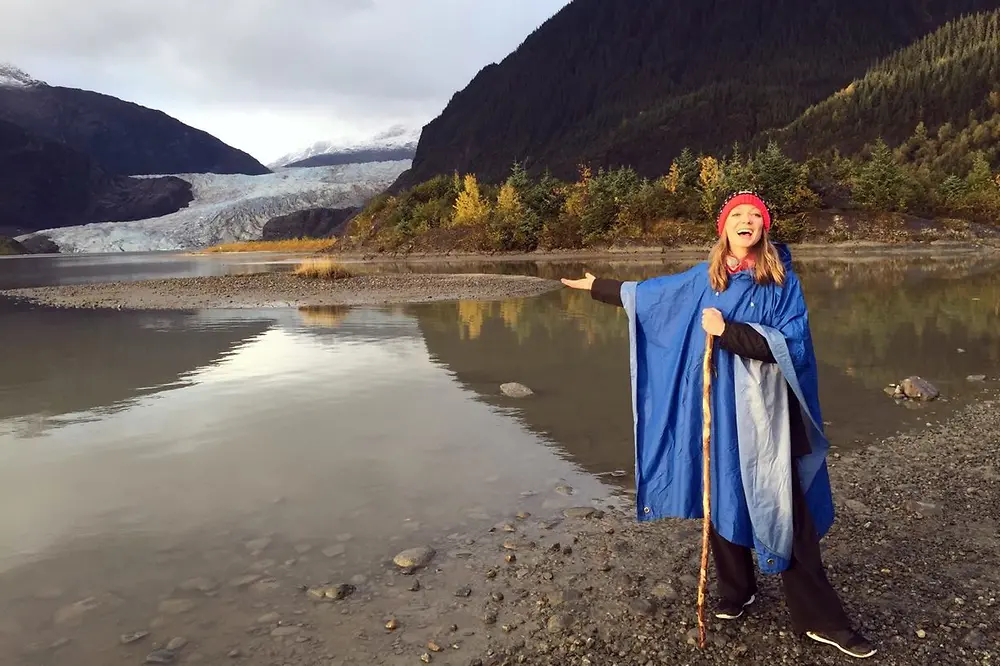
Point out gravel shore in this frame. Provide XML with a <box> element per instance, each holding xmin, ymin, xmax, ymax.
<box><xmin>5</xmin><ymin>397</ymin><xmax>996</xmax><ymax>665</ymax></box>
<box><xmin>374</xmin><ymin>392</ymin><xmax>997</xmax><ymax>666</ymax></box>
<box><xmin>0</xmin><ymin>272</ymin><xmax>562</xmax><ymax>309</ymax></box>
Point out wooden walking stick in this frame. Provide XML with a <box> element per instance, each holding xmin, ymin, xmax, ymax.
<box><xmin>697</xmin><ymin>332</ymin><xmax>715</xmax><ymax>649</ymax></box>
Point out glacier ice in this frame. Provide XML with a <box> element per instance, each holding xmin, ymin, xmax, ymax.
<box><xmin>20</xmin><ymin>161</ymin><xmax>410</xmax><ymax>254</ymax></box>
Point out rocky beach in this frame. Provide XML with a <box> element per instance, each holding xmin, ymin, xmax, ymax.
<box><xmin>0</xmin><ymin>272</ymin><xmax>562</xmax><ymax>310</ymax></box>
<box><xmin>5</xmin><ymin>389</ymin><xmax>995</xmax><ymax>666</ymax></box>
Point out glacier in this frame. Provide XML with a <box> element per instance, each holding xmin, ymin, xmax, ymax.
<box><xmin>19</xmin><ymin>160</ymin><xmax>410</xmax><ymax>254</ymax></box>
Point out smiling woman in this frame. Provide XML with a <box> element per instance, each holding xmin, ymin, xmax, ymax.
<box><xmin>559</xmin><ymin>190</ymin><xmax>878</xmax><ymax>659</ymax></box>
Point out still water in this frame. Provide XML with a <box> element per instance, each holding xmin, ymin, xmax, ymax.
<box><xmin>0</xmin><ymin>251</ymin><xmax>998</xmax><ymax>663</ymax></box>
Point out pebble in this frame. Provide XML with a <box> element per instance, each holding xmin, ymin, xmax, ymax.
<box><xmin>393</xmin><ymin>546</ymin><xmax>436</xmax><ymax>569</ymax></box>
<box><xmin>257</xmin><ymin>612</ymin><xmax>281</xmax><ymax>624</ymax></box>
<box><xmin>145</xmin><ymin>649</ymin><xmax>176</xmax><ymax>664</ymax></box>
<box><xmin>120</xmin><ymin>631</ymin><xmax>149</xmax><ymax>645</ymax></box>
<box><xmin>158</xmin><ymin>599</ymin><xmax>197</xmax><ymax>615</ymax></box>
<box><xmin>563</xmin><ymin>507</ymin><xmax>600</xmax><ymax>519</ymax></box>
<box><xmin>650</xmin><ymin>582</ymin><xmax>678</xmax><ymax>602</ymax></box>
<box><xmin>270</xmin><ymin>625</ymin><xmax>301</xmax><ymax>637</ymax></box>
<box><xmin>306</xmin><ymin>583</ymin><xmax>355</xmax><ymax>601</ymax></box>
<box><xmin>547</xmin><ymin>614</ymin><xmax>572</xmax><ymax>633</ymax></box>
<box><xmin>165</xmin><ymin>637</ymin><xmax>188</xmax><ymax>651</ymax></box>
<box><xmin>322</xmin><ymin>544</ymin><xmax>347</xmax><ymax>558</ymax></box>
<box><xmin>500</xmin><ymin>382</ymin><xmax>534</xmax><ymax>398</ymax></box>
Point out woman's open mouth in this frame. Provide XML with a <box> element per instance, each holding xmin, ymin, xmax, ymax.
<box><xmin>737</xmin><ymin>229</ymin><xmax>753</xmax><ymax>237</ymax></box>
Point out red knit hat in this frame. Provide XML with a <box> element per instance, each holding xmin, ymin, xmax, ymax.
<box><xmin>716</xmin><ymin>191</ymin><xmax>771</xmax><ymax>236</ymax></box>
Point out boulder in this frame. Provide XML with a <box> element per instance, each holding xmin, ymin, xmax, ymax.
<box><xmin>900</xmin><ymin>376</ymin><xmax>939</xmax><ymax>401</ymax></box>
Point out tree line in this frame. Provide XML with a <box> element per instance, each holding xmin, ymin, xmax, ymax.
<box><xmin>344</xmin><ymin>132</ymin><xmax>1000</xmax><ymax>253</ymax></box>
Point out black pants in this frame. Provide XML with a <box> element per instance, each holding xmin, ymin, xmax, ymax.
<box><xmin>708</xmin><ymin>467</ymin><xmax>851</xmax><ymax>634</ymax></box>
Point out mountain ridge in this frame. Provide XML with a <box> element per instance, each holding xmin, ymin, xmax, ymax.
<box><xmin>395</xmin><ymin>0</ymin><xmax>1000</xmax><ymax>188</ymax></box>
<box><xmin>0</xmin><ymin>63</ymin><xmax>269</xmax><ymax>176</ymax></box>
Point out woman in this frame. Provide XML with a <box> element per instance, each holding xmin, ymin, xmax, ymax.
<box><xmin>561</xmin><ymin>191</ymin><xmax>876</xmax><ymax>659</ymax></box>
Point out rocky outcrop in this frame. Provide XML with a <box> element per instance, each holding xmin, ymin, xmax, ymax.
<box><xmin>0</xmin><ymin>81</ymin><xmax>269</xmax><ymax>176</ymax></box>
<box><xmin>0</xmin><ymin>235</ymin><xmax>26</xmax><ymax>255</ymax></box>
<box><xmin>0</xmin><ymin>118</ymin><xmax>193</xmax><ymax>234</ymax></box>
<box><xmin>16</xmin><ymin>234</ymin><xmax>59</xmax><ymax>254</ymax></box>
<box><xmin>260</xmin><ymin>207</ymin><xmax>360</xmax><ymax>241</ymax></box>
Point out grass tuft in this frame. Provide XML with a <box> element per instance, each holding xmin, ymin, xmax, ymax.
<box><xmin>293</xmin><ymin>258</ymin><xmax>354</xmax><ymax>280</ymax></box>
<box><xmin>201</xmin><ymin>238</ymin><xmax>338</xmax><ymax>253</ymax></box>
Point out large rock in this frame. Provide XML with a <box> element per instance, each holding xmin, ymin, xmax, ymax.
<box><xmin>392</xmin><ymin>546</ymin><xmax>436</xmax><ymax>569</ymax></box>
<box><xmin>261</xmin><ymin>206</ymin><xmax>359</xmax><ymax>241</ymax></box>
<box><xmin>15</xmin><ymin>233</ymin><xmax>59</xmax><ymax>254</ymax></box>
<box><xmin>900</xmin><ymin>376</ymin><xmax>939</xmax><ymax>401</ymax></box>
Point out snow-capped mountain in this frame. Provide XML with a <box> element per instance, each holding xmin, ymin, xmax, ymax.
<box><xmin>270</xmin><ymin>124</ymin><xmax>421</xmax><ymax>169</ymax></box>
<box><xmin>18</xmin><ymin>161</ymin><xmax>410</xmax><ymax>253</ymax></box>
<box><xmin>0</xmin><ymin>64</ymin><xmax>43</xmax><ymax>87</ymax></box>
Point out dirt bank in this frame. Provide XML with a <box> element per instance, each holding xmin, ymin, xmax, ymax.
<box><xmin>0</xmin><ymin>273</ymin><xmax>561</xmax><ymax>310</ymax></box>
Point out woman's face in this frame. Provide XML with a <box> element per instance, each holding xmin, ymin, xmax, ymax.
<box><xmin>724</xmin><ymin>203</ymin><xmax>765</xmax><ymax>251</ymax></box>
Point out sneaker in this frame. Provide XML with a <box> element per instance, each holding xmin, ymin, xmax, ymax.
<box><xmin>714</xmin><ymin>593</ymin><xmax>756</xmax><ymax>620</ymax></box>
<box><xmin>806</xmin><ymin>629</ymin><xmax>877</xmax><ymax>659</ymax></box>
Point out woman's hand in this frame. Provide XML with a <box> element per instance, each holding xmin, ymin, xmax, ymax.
<box><xmin>701</xmin><ymin>307</ymin><xmax>726</xmax><ymax>336</ymax></box>
<box><xmin>560</xmin><ymin>272</ymin><xmax>596</xmax><ymax>291</ymax></box>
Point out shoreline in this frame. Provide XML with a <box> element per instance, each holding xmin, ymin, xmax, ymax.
<box><xmin>192</xmin><ymin>238</ymin><xmax>1000</xmax><ymax>263</ymax></box>
<box><xmin>455</xmin><ymin>391</ymin><xmax>1000</xmax><ymax>664</ymax></box>
<box><xmin>10</xmin><ymin>389</ymin><xmax>993</xmax><ymax>664</ymax></box>
<box><xmin>0</xmin><ymin>272</ymin><xmax>563</xmax><ymax>310</ymax></box>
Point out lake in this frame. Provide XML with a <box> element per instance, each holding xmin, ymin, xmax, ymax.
<box><xmin>1</xmin><ymin>249</ymin><xmax>998</xmax><ymax>664</ymax></box>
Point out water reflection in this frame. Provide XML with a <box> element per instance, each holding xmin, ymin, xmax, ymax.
<box><xmin>0</xmin><ymin>305</ymin><xmax>614</xmax><ymax>578</ymax></box>
<box><xmin>409</xmin><ymin>255</ymin><xmax>1000</xmax><ymax>482</ymax></box>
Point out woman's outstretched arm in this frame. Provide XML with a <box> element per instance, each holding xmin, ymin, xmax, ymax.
<box><xmin>560</xmin><ymin>273</ymin><xmax>624</xmax><ymax>308</ymax></box>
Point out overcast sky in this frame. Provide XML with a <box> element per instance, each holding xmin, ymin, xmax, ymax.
<box><xmin>1</xmin><ymin>0</ymin><xmax>569</xmax><ymax>164</ymax></box>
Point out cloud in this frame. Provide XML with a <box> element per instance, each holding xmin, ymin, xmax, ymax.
<box><xmin>0</xmin><ymin>0</ymin><xmax>569</xmax><ymax>161</ymax></box>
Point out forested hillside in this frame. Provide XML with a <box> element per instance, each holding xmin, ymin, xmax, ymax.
<box><xmin>397</xmin><ymin>0</ymin><xmax>999</xmax><ymax>187</ymax></box>
<box><xmin>774</xmin><ymin>10</ymin><xmax>1000</xmax><ymax>166</ymax></box>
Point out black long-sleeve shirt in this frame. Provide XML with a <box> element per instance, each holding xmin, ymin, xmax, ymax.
<box><xmin>590</xmin><ymin>278</ymin><xmax>811</xmax><ymax>457</ymax></box>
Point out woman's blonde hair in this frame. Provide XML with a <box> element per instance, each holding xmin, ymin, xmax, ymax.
<box><xmin>707</xmin><ymin>228</ymin><xmax>786</xmax><ymax>292</ymax></box>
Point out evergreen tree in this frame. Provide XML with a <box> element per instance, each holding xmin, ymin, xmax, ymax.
<box><xmin>853</xmin><ymin>138</ymin><xmax>908</xmax><ymax>211</ymax></box>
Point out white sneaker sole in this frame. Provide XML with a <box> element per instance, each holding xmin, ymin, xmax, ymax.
<box><xmin>806</xmin><ymin>631</ymin><xmax>877</xmax><ymax>659</ymax></box>
<box><xmin>714</xmin><ymin>593</ymin><xmax>756</xmax><ymax>620</ymax></box>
